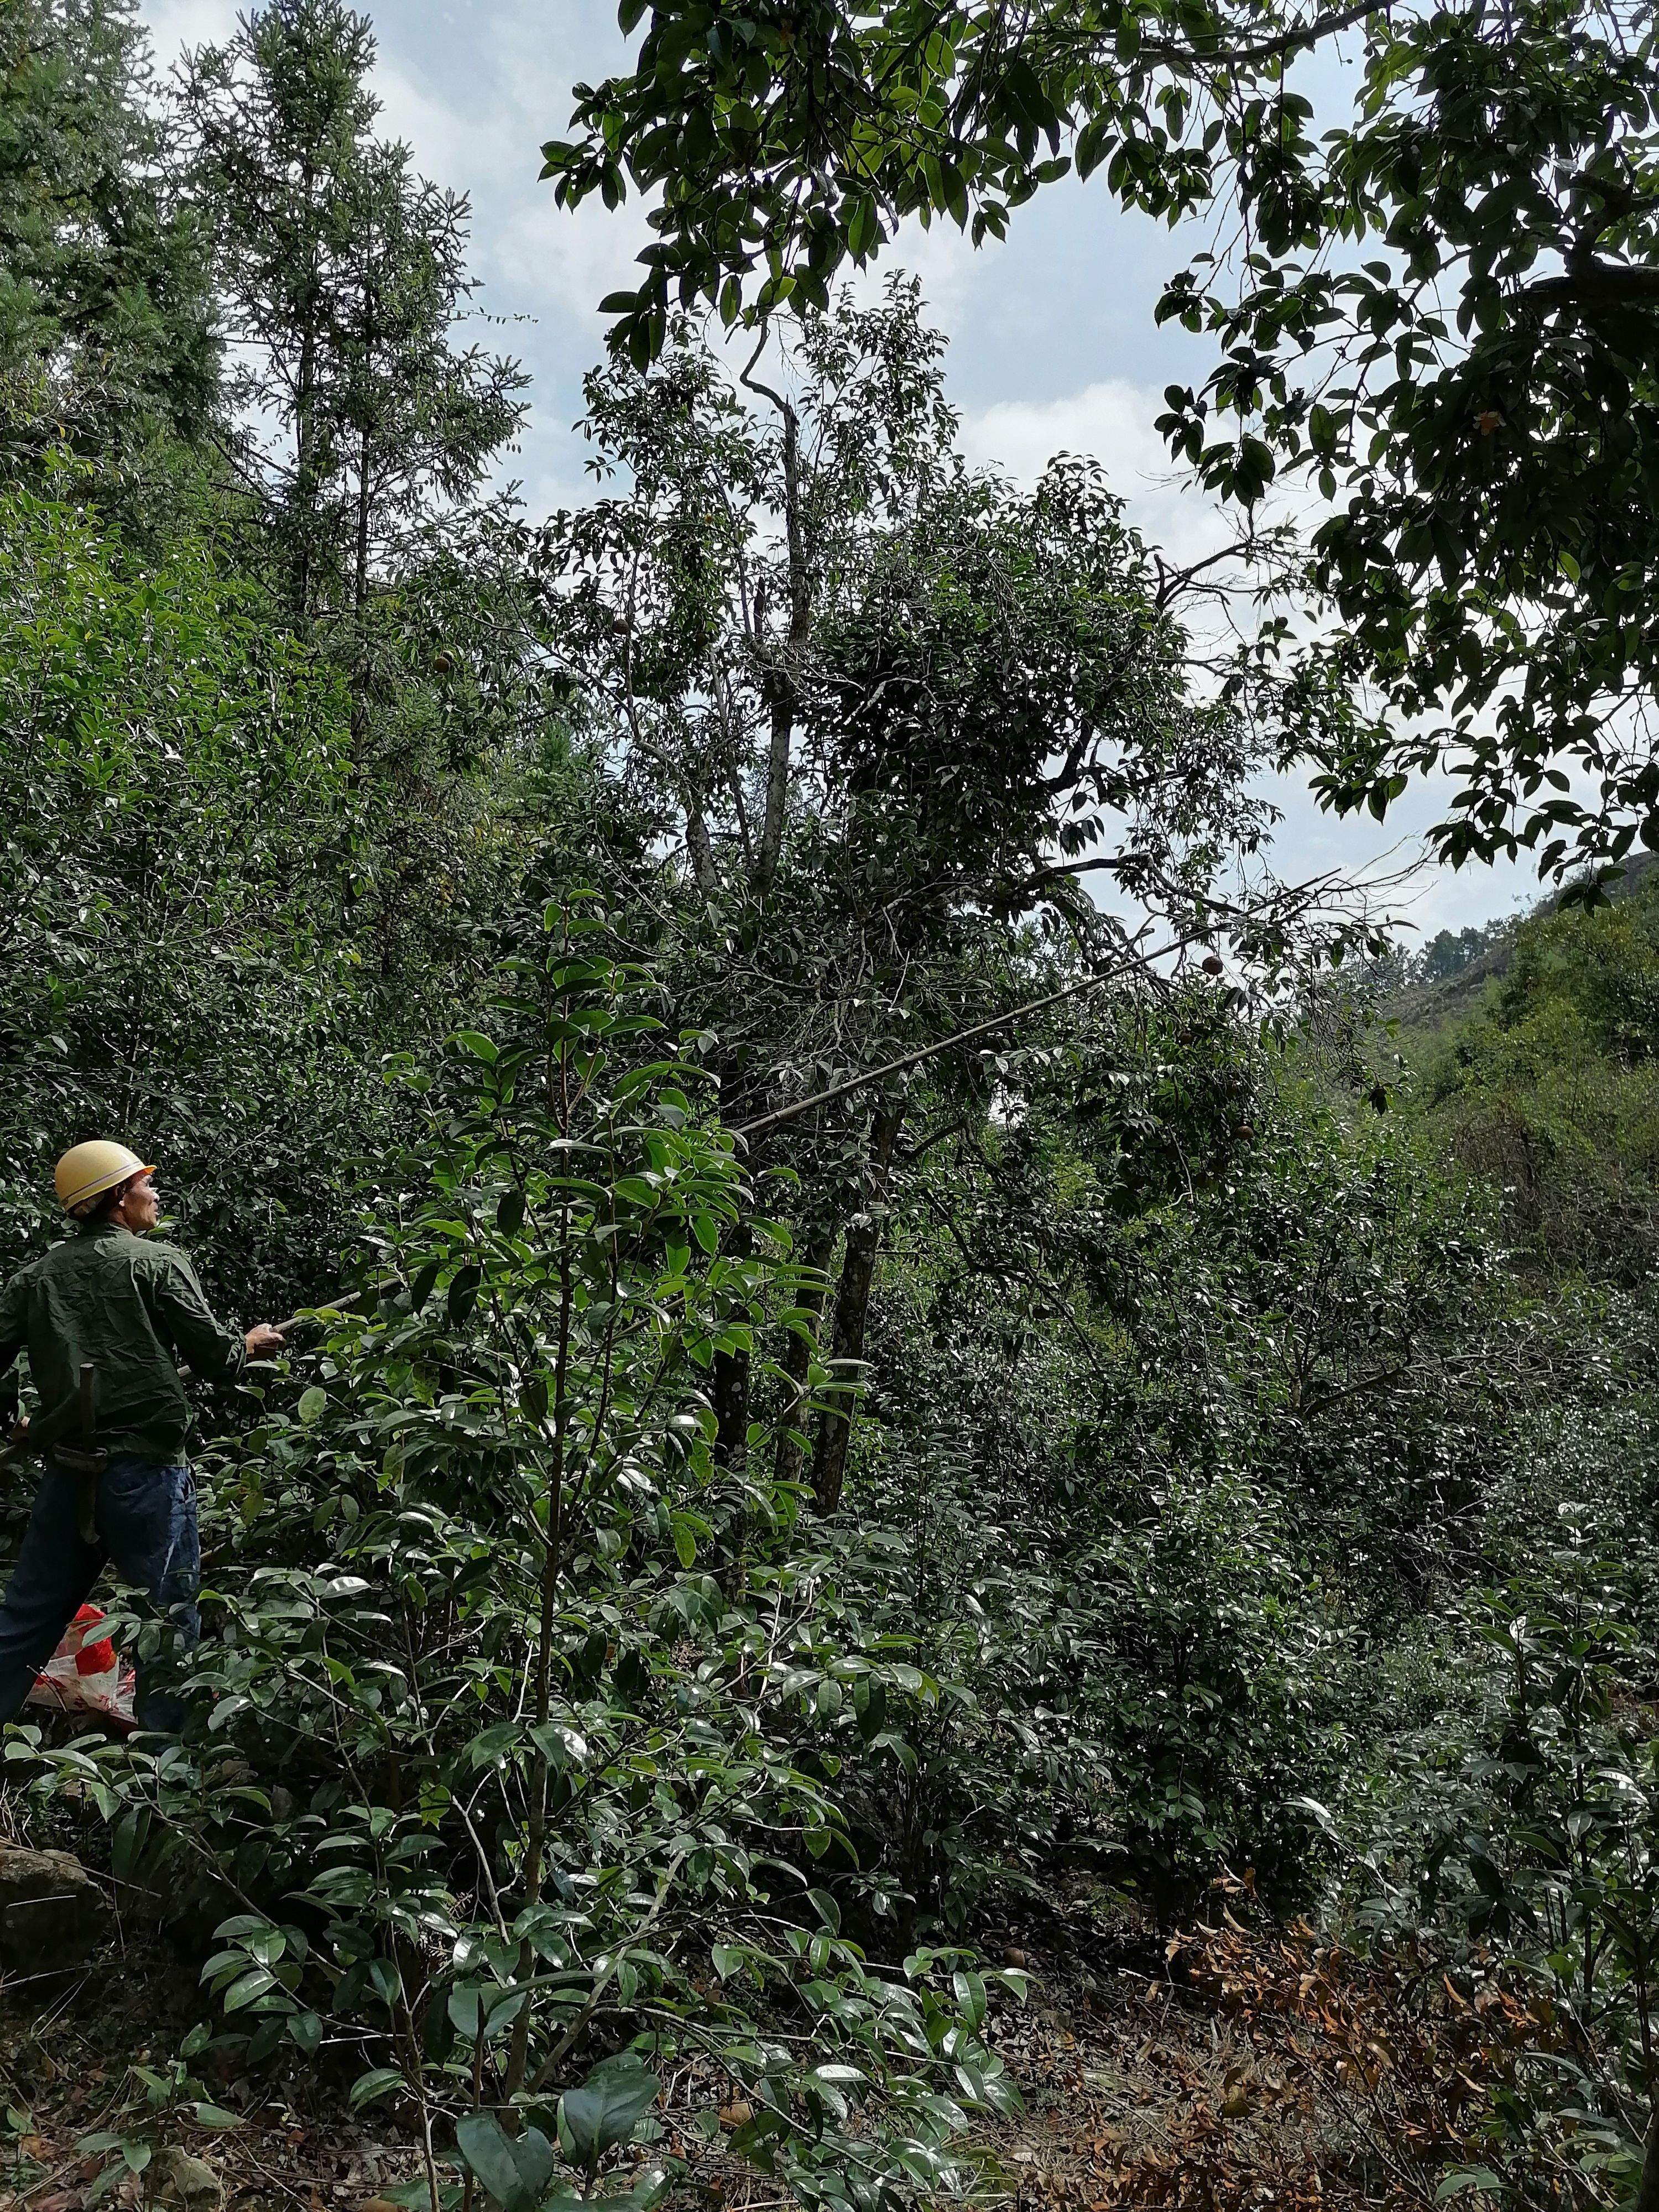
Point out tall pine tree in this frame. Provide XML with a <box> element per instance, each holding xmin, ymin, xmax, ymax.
<box><xmin>179</xmin><ymin>0</ymin><xmax>525</xmax><ymax>629</ymax></box>
<box><xmin>0</xmin><ymin>0</ymin><xmax>216</xmax><ymax>499</ymax></box>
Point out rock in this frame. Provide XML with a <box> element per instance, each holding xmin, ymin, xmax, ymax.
<box><xmin>0</xmin><ymin>1844</ymin><xmax>107</xmax><ymax>1971</ymax></box>
<box><xmin>147</xmin><ymin>2150</ymin><xmax>222</xmax><ymax>2211</ymax></box>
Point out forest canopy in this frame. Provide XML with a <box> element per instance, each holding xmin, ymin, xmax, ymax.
<box><xmin>547</xmin><ymin>0</ymin><xmax>1659</xmax><ymax>885</ymax></box>
<box><xmin>2</xmin><ymin>3</ymin><xmax>1659</xmax><ymax>2211</ymax></box>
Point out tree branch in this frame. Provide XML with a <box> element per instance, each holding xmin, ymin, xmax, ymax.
<box><xmin>1523</xmin><ymin>257</ymin><xmax>1659</xmax><ymax>311</ymax></box>
<box><xmin>1138</xmin><ymin>0</ymin><xmax>1381</xmax><ymax>75</ymax></box>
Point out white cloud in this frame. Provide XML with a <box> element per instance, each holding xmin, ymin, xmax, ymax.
<box><xmin>373</xmin><ymin>60</ymin><xmax>503</xmax><ymax>190</ymax></box>
<box><xmin>838</xmin><ymin>211</ymin><xmax>985</xmax><ymax>325</ymax></box>
<box><xmin>490</xmin><ymin>190</ymin><xmax>653</xmax><ymax>328</ymax></box>
<box><xmin>961</xmin><ymin>377</ymin><xmax>1224</xmax><ymax>568</ymax></box>
<box><xmin>141</xmin><ymin>0</ymin><xmax>238</xmax><ymax>62</ymax></box>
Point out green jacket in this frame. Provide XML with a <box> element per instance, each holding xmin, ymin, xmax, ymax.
<box><xmin>0</xmin><ymin>1220</ymin><xmax>247</xmax><ymax>1464</ymax></box>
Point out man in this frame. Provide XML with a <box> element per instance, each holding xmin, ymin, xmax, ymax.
<box><xmin>0</xmin><ymin>1142</ymin><xmax>285</xmax><ymax>1735</ymax></box>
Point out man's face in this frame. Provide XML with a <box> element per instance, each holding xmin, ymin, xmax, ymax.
<box><xmin>114</xmin><ymin>1172</ymin><xmax>161</xmax><ymax>1235</ymax></box>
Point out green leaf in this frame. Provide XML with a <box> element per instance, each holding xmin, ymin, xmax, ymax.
<box><xmin>854</xmin><ymin>1677</ymin><xmax>886</xmax><ymax>1743</ymax></box>
<box><xmin>727</xmin><ymin>2105</ymin><xmax>788</xmax><ymax>2158</ymax></box>
<box><xmin>348</xmin><ymin>2068</ymin><xmax>406</xmax><ymax>2110</ymax></box>
<box><xmin>296</xmin><ymin>1386</ymin><xmax>327</xmax><ymax>1426</ymax></box>
<box><xmin>447</xmin><ymin>1983</ymin><xmax>527</xmax><ymax>2040</ymax></box>
<box><xmin>222</xmin><ymin>1966</ymin><xmax>277</xmax><ymax>2011</ymax></box>
<box><xmin>559</xmin><ymin>2056</ymin><xmax>660</xmax><ymax>2167</ymax></box>
<box><xmin>469</xmin><ymin>1721</ymin><xmax>521</xmax><ymax>1766</ymax></box>
<box><xmin>111</xmin><ymin>1806</ymin><xmax>150</xmax><ymax>1880</ymax></box>
<box><xmin>456</xmin><ymin>2114</ymin><xmax>554</xmax><ymax>2212</ymax></box>
<box><xmin>614</xmin><ymin>2172</ymin><xmax>672</xmax><ymax>2211</ymax></box>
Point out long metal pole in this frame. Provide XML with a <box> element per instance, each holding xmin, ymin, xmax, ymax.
<box><xmin>731</xmin><ymin>917</ymin><xmax>1214</xmax><ymax>1142</ymax></box>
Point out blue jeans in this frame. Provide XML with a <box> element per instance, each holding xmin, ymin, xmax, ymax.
<box><xmin>0</xmin><ymin>1455</ymin><xmax>200</xmax><ymax>1735</ymax></box>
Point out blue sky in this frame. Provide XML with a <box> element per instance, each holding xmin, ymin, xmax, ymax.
<box><xmin>142</xmin><ymin>0</ymin><xmax>1543</xmax><ymax>946</ymax></box>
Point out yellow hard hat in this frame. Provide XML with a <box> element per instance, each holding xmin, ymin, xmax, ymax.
<box><xmin>54</xmin><ymin>1141</ymin><xmax>155</xmax><ymax>1214</ymax></box>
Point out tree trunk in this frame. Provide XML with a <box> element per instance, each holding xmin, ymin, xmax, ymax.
<box><xmin>686</xmin><ymin>807</ymin><xmax>718</xmax><ymax>896</ymax></box>
<box><xmin>712</xmin><ymin>1228</ymin><xmax>753</xmax><ymax>1470</ymax></box>
<box><xmin>755</xmin><ymin>399</ymin><xmax>807</xmax><ymax>896</ymax></box>
<box><xmin>354</xmin><ymin>421</ymin><xmax>372</xmax><ymax>617</ymax></box>
<box><xmin>293</xmin><ymin>175</ymin><xmax>320</xmax><ymax>625</ymax></box>
<box><xmin>712</xmin><ymin>1345</ymin><xmax>750</xmax><ymax>1470</ymax></box>
<box><xmin>294</xmin><ymin>320</ymin><xmax>316</xmax><ymax>620</ymax></box>
<box><xmin>349</xmin><ymin>421</ymin><xmax>373</xmax><ymax>749</ymax></box>
<box><xmin>774</xmin><ymin>1232</ymin><xmax>834</xmax><ymax>1488</ymax></box>
<box><xmin>811</xmin><ymin>1105</ymin><xmax>904</xmax><ymax>1514</ymax></box>
<box><xmin>1636</xmin><ymin>2097</ymin><xmax>1659</xmax><ymax>2212</ymax></box>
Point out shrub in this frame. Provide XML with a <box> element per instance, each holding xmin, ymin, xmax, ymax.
<box><xmin>6</xmin><ymin>910</ymin><xmax>1021</xmax><ymax>2212</ymax></box>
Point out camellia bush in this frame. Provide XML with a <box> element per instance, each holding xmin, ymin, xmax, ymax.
<box><xmin>6</xmin><ymin>902</ymin><xmax>1022</xmax><ymax>2211</ymax></box>
<box><xmin>0</xmin><ymin>483</ymin><xmax>386</xmax><ymax>1315</ymax></box>
<box><xmin>1335</xmin><ymin>1504</ymin><xmax>1659</xmax><ymax>2206</ymax></box>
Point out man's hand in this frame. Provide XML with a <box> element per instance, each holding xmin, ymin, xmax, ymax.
<box><xmin>245</xmin><ymin>1323</ymin><xmax>286</xmax><ymax>1359</ymax></box>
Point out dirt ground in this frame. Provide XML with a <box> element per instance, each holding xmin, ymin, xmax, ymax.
<box><xmin>0</xmin><ymin>1871</ymin><xmax>1518</xmax><ymax>2212</ymax></box>
<box><xmin>962</xmin><ymin>1877</ymin><xmax>1511</xmax><ymax>2208</ymax></box>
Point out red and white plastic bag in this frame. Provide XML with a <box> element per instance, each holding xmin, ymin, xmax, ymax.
<box><xmin>25</xmin><ymin>1603</ymin><xmax>138</xmax><ymax>1731</ymax></box>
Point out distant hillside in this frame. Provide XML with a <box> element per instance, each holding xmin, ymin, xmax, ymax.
<box><xmin>1389</xmin><ymin>848</ymin><xmax>1659</xmax><ymax>1032</ymax></box>
<box><xmin>1388</xmin><ymin>933</ymin><xmax>1516</xmax><ymax>1031</ymax></box>
<box><xmin>1392</xmin><ymin>852</ymin><xmax>1659</xmax><ymax>1282</ymax></box>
